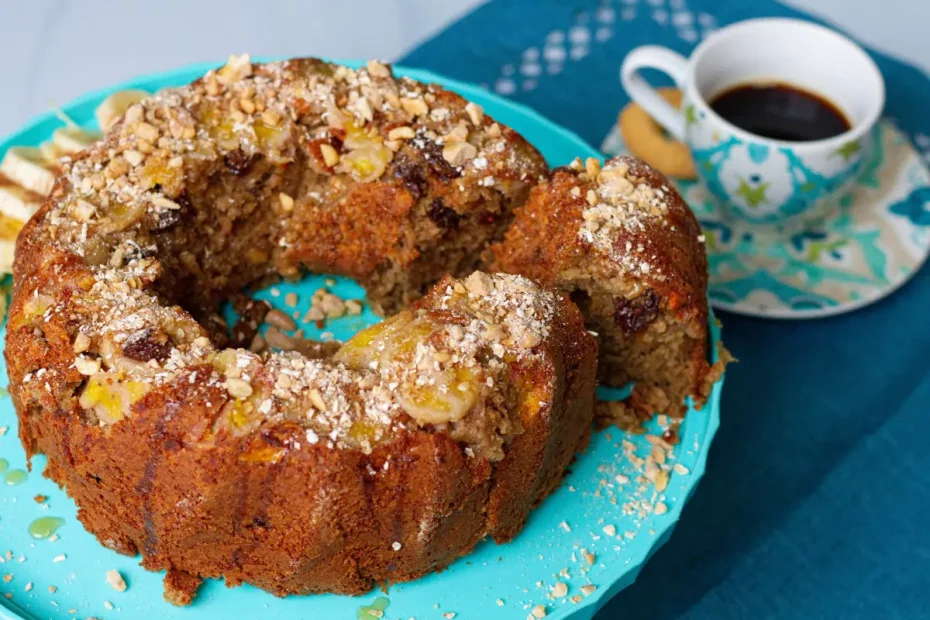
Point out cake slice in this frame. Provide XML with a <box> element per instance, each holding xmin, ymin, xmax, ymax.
<box><xmin>492</xmin><ymin>155</ymin><xmax>716</xmax><ymax>417</ymax></box>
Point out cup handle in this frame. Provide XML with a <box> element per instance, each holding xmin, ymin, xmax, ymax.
<box><xmin>620</xmin><ymin>46</ymin><xmax>691</xmax><ymax>141</ymax></box>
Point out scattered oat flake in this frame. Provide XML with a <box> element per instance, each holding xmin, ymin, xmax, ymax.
<box><xmin>582</xmin><ymin>550</ymin><xmax>596</xmax><ymax>565</ymax></box>
<box><xmin>52</xmin><ymin>554</ymin><xmax>66</xmax><ymax>563</ymax></box>
<box><xmin>103</xmin><ymin>601</ymin><xmax>114</xmax><ymax>610</ymax></box>
<box><xmin>602</xmin><ymin>524</ymin><xmax>616</xmax><ymax>537</ymax></box>
<box><xmin>674</xmin><ymin>463</ymin><xmax>690</xmax><ymax>475</ymax></box>
<box><xmin>571</xmin><ymin>595</ymin><xmax>583</xmax><ymax>603</ymax></box>
<box><xmin>48</xmin><ymin>534</ymin><xmax>59</xmax><ymax>542</ymax></box>
<box><xmin>559</xmin><ymin>521</ymin><xmax>571</xmax><ymax>532</ymax></box>
<box><xmin>497</xmin><ymin>598</ymin><xmax>505</xmax><ymax>606</ymax></box>
<box><xmin>0</xmin><ymin>426</ymin><xmax>7</xmax><ymax>436</ymax></box>
<box><xmin>24</xmin><ymin>582</ymin><xmax>32</xmax><ymax>592</ymax></box>
<box><xmin>443</xmin><ymin>613</ymin><xmax>456</xmax><ymax>619</ymax></box>
<box><xmin>654</xmin><ymin>501</ymin><xmax>669</xmax><ymax>515</ymax></box>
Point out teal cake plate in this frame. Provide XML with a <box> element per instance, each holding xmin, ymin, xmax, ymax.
<box><xmin>0</xmin><ymin>61</ymin><xmax>725</xmax><ymax>620</ymax></box>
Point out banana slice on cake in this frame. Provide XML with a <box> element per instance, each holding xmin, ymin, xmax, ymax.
<box><xmin>95</xmin><ymin>89</ymin><xmax>150</xmax><ymax>132</ymax></box>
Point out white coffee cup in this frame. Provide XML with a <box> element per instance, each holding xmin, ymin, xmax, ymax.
<box><xmin>621</xmin><ymin>18</ymin><xmax>885</xmax><ymax>227</ymax></box>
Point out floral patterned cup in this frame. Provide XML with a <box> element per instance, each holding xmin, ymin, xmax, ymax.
<box><xmin>621</xmin><ymin>18</ymin><xmax>885</xmax><ymax>228</ymax></box>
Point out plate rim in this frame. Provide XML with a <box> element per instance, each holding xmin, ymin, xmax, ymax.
<box><xmin>0</xmin><ymin>59</ymin><xmax>725</xmax><ymax>620</ymax></box>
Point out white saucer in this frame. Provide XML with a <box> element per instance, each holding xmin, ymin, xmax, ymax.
<box><xmin>602</xmin><ymin>121</ymin><xmax>930</xmax><ymax>318</ymax></box>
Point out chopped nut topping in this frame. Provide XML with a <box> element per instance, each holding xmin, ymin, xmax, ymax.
<box><xmin>531</xmin><ymin>604</ymin><xmax>548</xmax><ymax>618</ymax></box>
<box><xmin>151</xmin><ymin>196</ymin><xmax>181</xmax><ymax>210</ymax></box>
<box><xmin>75</xmin><ymin>355</ymin><xmax>101</xmax><ymax>376</ymax></box>
<box><xmin>580</xmin><ymin>584</ymin><xmax>596</xmax><ymax>596</ymax></box>
<box><xmin>225</xmin><ymin>377</ymin><xmax>253</xmax><ymax>399</ymax></box>
<box><xmin>387</xmin><ymin>126</ymin><xmax>415</xmax><ymax>141</ymax></box>
<box><xmin>464</xmin><ymin>102</ymin><xmax>484</xmax><ymax>126</ymax></box>
<box><xmin>654</xmin><ymin>501</ymin><xmax>669</xmax><ymax>515</ymax></box>
<box><xmin>217</xmin><ymin>53</ymin><xmax>252</xmax><ymax>84</ymax></box>
<box><xmin>319</xmin><ymin>143</ymin><xmax>340</xmax><ymax>167</ymax></box>
<box><xmin>400</xmin><ymin>97</ymin><xmax>428</xmax><ymax>117</ymax></box>
<box><xmin>551</xmin><ymin>582</ymin><xmax>568</xmax><ymax>598</ymax></box>
<box><xmin>308</xmin><ymin>388</ymin><xmax>327</xmax><ymax>412</ymax></box>
<box><xmin>366</xmin><ymin>60</ymin><xmax>391</xmax><ymax>78</ymax></box>
<box><xmin>442</xmin><ymin>141</ymin><xmax>477</xmax><ymax>167</ymax></box>
<box><xmin>585</xmin><ymin>157</ymin><xmax>601</xmax><ymax>179</ymax></box>
<box><xmin>123</xmin><ymin>149</ymin><xmax>144</xmax><ymax>167</ymax></box>
<box><xmin>279</xmin><ymin>192</ymin><xmax>295</xmax><ymax>212</ymax></box>
<box><xmin>134</xmin><ymin>122</ymin><xmax>159</xmax><ymax>143</ymax></box>
<box><xmin>73</xmin><ymin>332</ymin><xmax>91</xmax><ymax>353</ymax></box>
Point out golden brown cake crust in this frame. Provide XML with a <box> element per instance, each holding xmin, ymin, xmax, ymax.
<box><xmin>5</xmin><ymin>57</ymin><xmax>594</xmax><ymax>601</ymax></box>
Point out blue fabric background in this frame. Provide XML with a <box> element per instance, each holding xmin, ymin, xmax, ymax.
<box><xmin>403</xmin><ymin>1</ymin><xmax>930</xmax><ymax>618</ymax></box>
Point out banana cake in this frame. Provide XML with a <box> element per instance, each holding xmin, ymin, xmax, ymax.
<box><xmin>5</xmin><ymin>55</ymin><xmax>719</xmax><ymax>604</ymax></box>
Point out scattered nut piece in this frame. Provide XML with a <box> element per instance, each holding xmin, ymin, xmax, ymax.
<box><xmin>654</xmin><ymin>501</ymin><xmax>669</xmax><ymax>515</ymax></box>
<box><xmin>602</xmin><ymin>524</ymin><xmax>616</xmax><ymax>537</ymax></box>
<box><xmin>106</xmin><ymin>569</ymin><xmax>127</xmax><ymax>592</ymax></box>
<box><xmin>655</xmin><ymin>470</ymin><xmax>669</xmax><ymax>492</ymax></box>
<box><xmin>531</xmin><ymin>604</ymin><xmax>548</xmax><ymax>618</ymax></box>
<box><xmin>674</xmin><ymin>463</ymin><xmax>690</xmax><ymax>475</ymax></box>
<box><xmin>279</xmin><ymin>192</ymin><xmax>295</xmax><ymax>212</ymax></box>
<box><xmin>265</xmin><ymin>308</ymin><xmax>296</xmax><ymax>331</ymax></box>
<box><xmin>551</xmin><ymin>582</ymin><xmax>568</xmax><ymax>598</ymax></box>
<box><xmin>285</xmin><ymin>292</ymin><xmax>298</xmax><ymax>307</ymax></box>
<box><xmin>580</xmin><ymin>584</ymin><xmax>597</xmax><ymax>596</ymax></box>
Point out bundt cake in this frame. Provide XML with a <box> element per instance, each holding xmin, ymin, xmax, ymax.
<box><xmin>491</xmin><ymin>156</ymin><xmax>713</xmax><ymax>416</ymax></box>
<box><xmin>4</xmin><ymin>56</ymin><xmax>595</xmax><ymax>601</ymax></box>
<box><xmin>4</xmin><ymin>55</ymin><xmax>718</xmax><ymax>603</ymax></box>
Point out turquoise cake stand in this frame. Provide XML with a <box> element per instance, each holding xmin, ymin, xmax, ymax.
<box><xmin>0</xmin><ymin>61</ymin><xmax>724</xmax><ymax>620</ymax></box>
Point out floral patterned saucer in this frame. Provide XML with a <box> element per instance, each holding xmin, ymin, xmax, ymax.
<box><xmin>602</xmin><ymin>121</ymin><xmax>930</xmax><ymax>318</ymax></box>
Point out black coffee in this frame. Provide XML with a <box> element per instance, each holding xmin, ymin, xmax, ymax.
<box><xmin>709</xmin><ymin>82</ymin><xmax>851</xmax><ymax>142</ymax></box>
